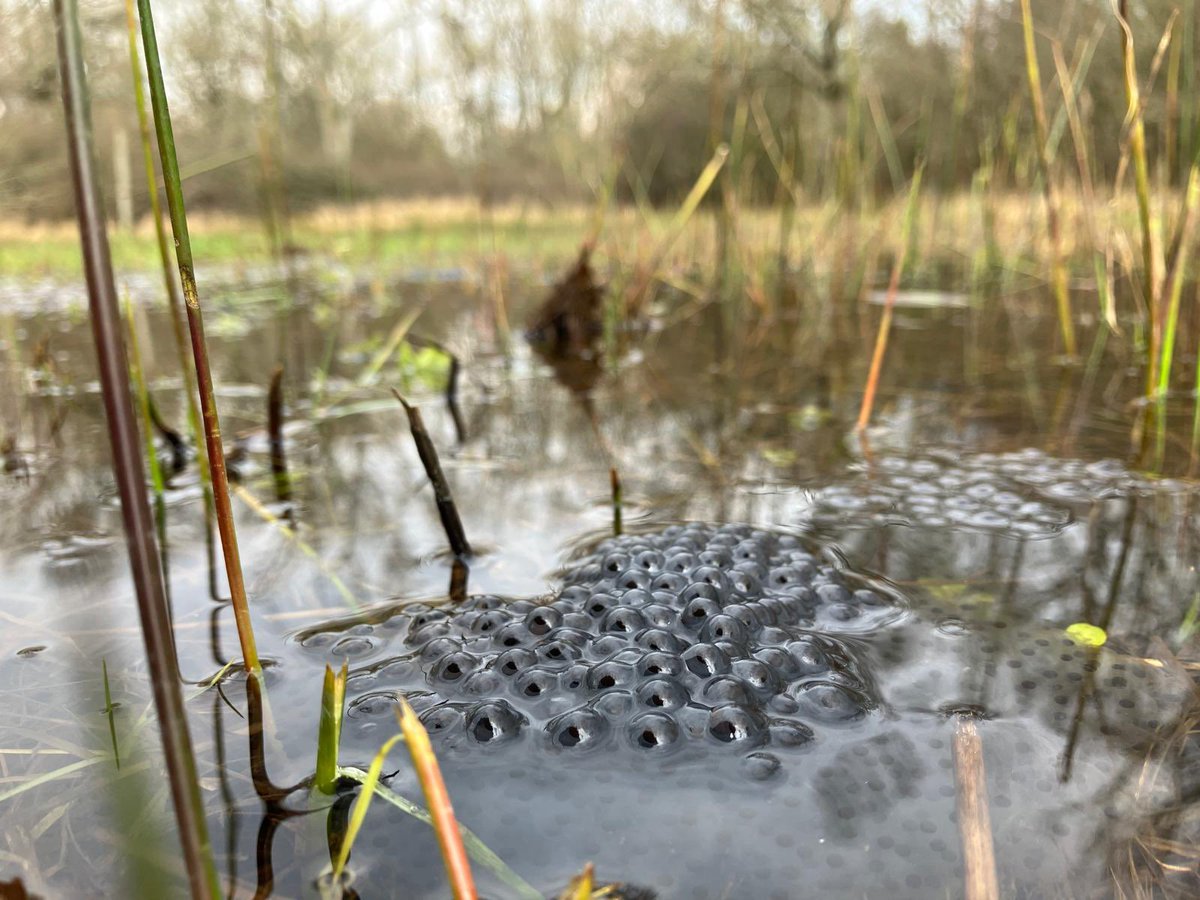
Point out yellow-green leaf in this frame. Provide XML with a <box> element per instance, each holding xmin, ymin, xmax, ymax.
<box><xmin>1065</xmin><ymin>623</ymin><xmax>1107</xmax><ymax>647</ymax></box>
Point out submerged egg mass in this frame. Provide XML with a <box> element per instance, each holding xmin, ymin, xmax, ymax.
<box><xmin>294</xmin><ymin>468</ymin><xmax>1195</xmax><ymax>899</ymax></box>
<box><xmin>299</xmin><ymin>513</ymin><xmax>1192</xmax><ymax>899</ymax></box>
<box><xmin>321</xmin><ymin>524</ymin><xmax>892</xmax><ymax>759</ymax></box>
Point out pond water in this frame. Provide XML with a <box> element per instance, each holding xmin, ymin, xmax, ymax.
<box><xmin>1</xmin><ymin>265</ymin><xmax>1198</xmax><ymax>899</ymax></box>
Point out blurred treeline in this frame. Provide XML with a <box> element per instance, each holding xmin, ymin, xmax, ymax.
<box><xmin>1</xmin><ymin>0</ymin><xmax>1196</xmax><ymax>221</ymax></box>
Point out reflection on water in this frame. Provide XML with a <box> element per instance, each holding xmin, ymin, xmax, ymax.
<box><xmin>1</xmin><ymin>271</ymin><xmax>1199</xmax><ymax>898</ymax></box>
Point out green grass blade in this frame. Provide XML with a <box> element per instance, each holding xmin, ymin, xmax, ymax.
<box><xmin>102</xmin><ymin>659</ymin><xmax>121</xmax><ymax>770</ymax></box>
<box><xmin>332</xmin><ymin>734</ymin><xmax>404</xmax><ymax>879</ymax></box>
<box><xmin>314</xmin><ymin>663</ymin><xmax>347</xmax><ymax>795</ymax></box>
<box><xmin>335</xmin><ymin>766</ymin><xmax>541</xmax><ymax>899</ymax></box>
<box><xmin>1158</xmin><ymin>163</ymin><xmax>1200</xmax><ymax>398</ymax></box>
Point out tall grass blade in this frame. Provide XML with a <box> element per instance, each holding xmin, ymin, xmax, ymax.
<box><xmin>136</xmin><ymin>0</ymin><xmax>260</xmax><ymax>675</ymax></box>
<box><xmin>1166</xmin><ymin>9</ymin><xmax>1182</xmax><ymax>181</ymax></box>
<box><xmin>1116</xmin><ymin>0</ymin><xmax>1164</xmax><ymax>389</ymax></box>
<box><xmin>230</xmin><ymin>483</ymin><xmax>360</xmax><ymax>607</ymax></box>
<box><xmin>357</xmin><ymin>305</ymin><xmax>424</xmax><ymax>387</ymax></box>
<box><xmin>124</xmin><ymin>295</ymin><xmax>172</xmax><ymax>592</ymax></box>
<box><xmin>124</xmin><ymin>296</ymin><xmax>165</xmax><ymax>500</ymax></box>
<box><xmin>1157</xmin><ymin>162</ymin><xmax>1200</xmax><ymax>400</ymax></box>
<box><xmin>1020</xmin><ymin>0</ymin><xmax>1076</xmax><ymax>358</ymax></box>
<box><xmin>397</xmin><ymin>699</ymin><xmax>477</xmax><ymax>900</ymax></box>
<box><xmin>1051</xmin><ymin>36</ymin><xmax>1116</xmax><ymax>333</ymax></box>
<box><xmin>53</xmin><ymin>0</ymin><xmax>218</xmax><ymax>894</ymax></box>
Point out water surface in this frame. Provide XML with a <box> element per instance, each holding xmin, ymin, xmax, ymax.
<box><xmin>1</xmin><ymin>267</ymin><xmax>1198</xmax><ymax>898</ymax></box>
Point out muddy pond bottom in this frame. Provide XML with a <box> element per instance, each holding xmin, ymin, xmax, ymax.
<box><xmin>297</xmin><ymin>521</ymin><xmax>1190</xmax><ymax>899</ymax></box>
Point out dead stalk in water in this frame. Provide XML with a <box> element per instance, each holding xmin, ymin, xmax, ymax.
<box><xmin>393</xmin><ymin>390</ymin><xmax>472</xmax><ymax>558</ymax></box>
<box><xmin>610</xmin><ymin>466</ymin><xmax>623</xmax><ymax>537</ymax></box>
<box><xmin>953</xmin><ymin>717</ymin><xmax>999</xmax><ymax>900</ymax></box>
<box><xmin>267</xmin><ymin>364</ymin><xmax>291</xmax><ymax>504</ymax></box>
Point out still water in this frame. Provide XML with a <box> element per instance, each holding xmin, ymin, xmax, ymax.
<box><xmin>1</xmin><ymin>266</ymin><xmax>1198</xmax><ymax>898</ymax></box>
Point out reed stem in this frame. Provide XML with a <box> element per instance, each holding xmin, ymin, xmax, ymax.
<box><xmin>856</xmin><ymin>163</ymin><xmax>923</xmax><ymax>433</ymax></box>
<box><xmin>136</xmin><ymin>0</ymin><xmax>260</xmax><ymax>675</ymax></box>
<box><xmin>1116</xmin><ymin>0</ymin><xmax>1164</xmax><ymax>391</ymax></box>
<box><xmin>122</xmin><ymin>0</ymin><xmax>208</xmax><ymax>485</ymax></box>
<box><xmin>1157</xmin><ymin>163</ymin><xmax>1200</xmax><ymax>400</ymax></box>
<box><xmin>1020</xmin><ymin>0</ymin><xmax>1076</xmax><ymax>358</ymax></box>
<box><xmin>54</xmin><ymin>0</ymin><xmax>217</xmax><ymax>893</ymax></box>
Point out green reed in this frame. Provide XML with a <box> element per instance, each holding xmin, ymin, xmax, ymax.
<box><xmin>121</xmin><ymin>0</ymin><xmax>208</xmax><ymax>491</ymax></box>
<box><xmin>135</xmin><ymin>0</ymin><xmax>260</xmax><ymax>675</ymax></box>
<box><xmin>53</xmin><ymin>0</ymin><xmax>217</xmax><ymax>893</ymax></box>
<box><xmin>123</xmin><ymin>295</ymin><xmax>171</xmax><ymax>584</ymax></box>
<box><xmin>1157</xmin><ymin>162</ymin><xmax>1200</xmax><ymax>401</ymax></box>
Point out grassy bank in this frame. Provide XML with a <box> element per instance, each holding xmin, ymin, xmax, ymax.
<box><xmin>0</xmin><ymin>191</ymin><xmax>1169</xmax><ymax>291</ymax></box>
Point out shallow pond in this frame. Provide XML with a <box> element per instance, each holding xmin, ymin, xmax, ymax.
<box><xmin>1</xmin><ymin>266</ymin><xmax>1199</xmax><ymax>898</ymax></box>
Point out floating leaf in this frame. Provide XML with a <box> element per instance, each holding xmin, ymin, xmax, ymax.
<box><xmin>1065</xmin><ymin>623</ymin><xmax>1107</xmax><ymax>647</ymax></box>
<box><xmin>762</xmin><ymin>448</ymin><xmax>797</xmax><ymax>466</ymax></box>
